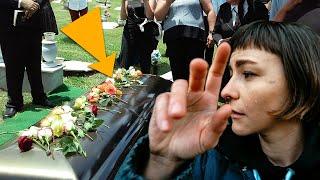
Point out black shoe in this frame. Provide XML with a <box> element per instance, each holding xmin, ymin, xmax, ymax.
<box><xmin>33</xmin><ymin>99</ymin><xmax>55</xmax><ymax>108</ymax></box>
<box><xmin>3</xmin><ymin>107</ymin><xmax>19</xmax><ymax>119</ymax></box>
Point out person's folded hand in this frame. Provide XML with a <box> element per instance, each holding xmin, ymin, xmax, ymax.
<box><xmin>21</xmin><ymin>0</ymin><xmax>40</xmax><ymax>12</ymax></box>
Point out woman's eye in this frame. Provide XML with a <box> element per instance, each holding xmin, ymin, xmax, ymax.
<box><xmin>243</xmin><ymin>71</ymin><xmax>256</xmax><ymax>78</ymax></box>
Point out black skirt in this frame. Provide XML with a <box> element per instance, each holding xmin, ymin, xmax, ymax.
<box><xmin>40</xmin><ymin>1</ymin><xmax>58</xmax><ymax>34</ymax></box>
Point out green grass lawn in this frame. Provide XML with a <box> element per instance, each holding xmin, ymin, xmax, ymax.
<box><xmin>0</xmin><ymin>0</ymin><xmax>170</xmax><ymax>120</ymax></box>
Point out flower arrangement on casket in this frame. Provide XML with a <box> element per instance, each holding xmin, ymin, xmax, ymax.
<box><xmin>18</xmin><ymin>104</ymin><xmax>104</xmax><ymax>157</ymax></box>
<box><xmin>17</xmin><ymin>67</ymin><xmax>144</xmax><ymax>157</ymax></box>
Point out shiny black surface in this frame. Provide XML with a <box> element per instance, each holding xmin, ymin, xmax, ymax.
<box><xmin>67</xmin><ymin>75</ymin><xmax>172</xmax><ymax>180</ymax></box>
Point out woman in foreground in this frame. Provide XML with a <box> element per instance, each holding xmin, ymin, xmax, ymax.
<box><xmin>116</xmin><ymin>21</ymin><xmax>320</xmax><ymax>179</ymax></box>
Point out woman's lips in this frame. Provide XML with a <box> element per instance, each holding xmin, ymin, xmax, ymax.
<box><xmin>231</xmin><ymin>110</ymin><xmax>245</xmax><ymax>119</ymax></box>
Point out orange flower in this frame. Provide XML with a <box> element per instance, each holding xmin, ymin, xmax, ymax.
<box><xmin>105</xmin><ymin>84</ymin><xmax>117</xmax><ymax>95</ymax></box>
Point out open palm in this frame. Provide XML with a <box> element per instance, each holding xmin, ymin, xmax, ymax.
<box><xmin>149</xmin><ymin>43</ymin><xmax>232</xmax><ymax>160</ymax></box>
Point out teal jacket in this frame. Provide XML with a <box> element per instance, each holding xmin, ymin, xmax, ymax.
<box><xmin>116</xmin><ymin>121</ymin><xmax>320</xmax><ymax>179</ymax></box>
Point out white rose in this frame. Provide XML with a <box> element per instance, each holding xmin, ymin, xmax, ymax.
<box><xmin>64</xmin><ymin>121</ymin><xmax>75</xmax><ymax>133</ymax></box>
<box><xmin>38</xmin><ymin>128</ymin><xmax>53</xmax><ymax>142</ymax></box>
<box><xmin>91</xmin><ymin>87</ymin><xmax>101</xmax><ymax>94</ymax></box>
<box><xmin>105</xmin><ymin>78</ymin><xmax>115</xmax><ymax>84</ymax></box>
<box><xmin>62</xmin><ymin>105</ymin><xmax>73</xmax><ymax>113</ymax></box>
<box><xmin>61</xmin><ymin>112</ymin><xmax>77</xmax><ymax>123</ymax></box>
<box><xmin>20</xmin><ymin>130</ymin><xmax>31</xmax><ymax>137</ymax></box>
<box><xmin>29</xmin><ymin>126</ymin><xmax>40</xmax><ymax>138</ymax></box>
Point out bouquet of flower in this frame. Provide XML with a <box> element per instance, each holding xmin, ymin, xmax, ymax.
<box><xmin>16</xmin><ymin>67</ymin><xmax>144</xmax><ymax>157</ymax></box>
<box><xmin>113</xmin><ymin>66</ymin><xmax>143</xmax><ymax>87</ymax></box>
<box><xmin>18</xmin><ymin>104</ymin><xmax>103</xmax><ymax>157</ymax></box>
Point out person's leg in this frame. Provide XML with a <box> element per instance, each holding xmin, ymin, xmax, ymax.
<box><xmin>137</xmin><ymin>35</ymin><xmax>155</xmax><ymax>74</ymax></box>
<box><xmin>167</xmin><ymin>38</ymin><xmax>205</xmax><ymax>80</ymax></box>
<box><xmin>69</xmin><ymin>9</ymin><xmax>80</xmax><ymax>21</ymax></box>
<box><xmin>185</xmin><ymin>38</ymin><xmax>206</xmax><ymax>65</ymax></box>
<box><xmin>124</xmin><ymin>24</ymin><xmax>140</xmax><ymax>69</ymax></box>
<box><xmin>204</xmin><ymin>46</ymin><xmax>214</xmax><ymax>66</ymax></box>
<box><xmin>79</xmin><ymin>7</ymin><xmax>88</xmax><ymax>16</ymax></box>
<box><xmin>116</xmin><ymin>33</ymin><xmax>128</xmax><ymax>68</ymax></box>
<box><xmin>24</xmin><ymin>32</ymin><xmax>48</xmax><ymax>103</ymax></box>
<box><xmin>166</xmin><ymin>39</ymin><xmax>190</xmax><ymax>80</ymax></box>
<box><xmin>1</xmin><ymin>31</ymin><xmax>25</xmax><ymax>110</ymax></box>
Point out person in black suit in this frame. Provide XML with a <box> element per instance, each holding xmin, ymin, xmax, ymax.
<box><xmin>213</xmin><ymin>0</ymin><xmax>269</xmax><ymax>45</ymax></box>
<box><xmin>0</xmin><ymin>0</ymin><xmax>55</xmax><ymax>119</ymax></box>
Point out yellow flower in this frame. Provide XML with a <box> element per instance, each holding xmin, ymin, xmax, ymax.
<box><xmin>136</xmin><ymin>70</ymin><xmax>143</xmax><ymax>77</ymax></box>
<box><xmin>74</xmin><ymin>96</ymin><xmax>87</xmax><ymax>110</ymax></box>
<box><xmin>51</xmin><ymin>107</ymin><xmax>65</xmax><ymax>115</ymax></box>
<box><xmin>39</xmin><ymin>118</ymin><xmax>51</xmax><ymax>127</ymax></box>
<box><xmin>50</xmin><ymin>119</ymin><xmax>64</xmax><ymax>137</ymax></box>
<box><xmin>116</xmin><ymin>89</ymin><xmax>123</xmax><ymax>97</ymax></box>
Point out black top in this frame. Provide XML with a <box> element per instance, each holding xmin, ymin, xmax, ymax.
<box><xmin>217</xmin><ymin>120</ymin><xmax>320</xmax><ymax>179</ymax></box>
<box><xmin>163</xmin><ymin>25</ymin><xmax>206</xmax><ymax>43</ymax></box>
<box><xmin>213</xmin><ymin>0</ymin><xmax>269</xmax><ymax>43</ymax></box>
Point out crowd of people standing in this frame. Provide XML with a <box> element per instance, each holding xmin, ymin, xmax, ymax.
<box><xmin>118</xmin><ymin>0</ymin><xmax>319</xmax><ymax>80</ymax></box>
<box><xmin>116</xmin><ymin>0</ymin><xmax>320</xmax><ymax>179</ymax></box>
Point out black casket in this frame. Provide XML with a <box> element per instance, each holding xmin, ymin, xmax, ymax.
<box><xmin>0</xmin><ymin>75</ymin><xmax>172</xmax><ymax>180</ymax></box>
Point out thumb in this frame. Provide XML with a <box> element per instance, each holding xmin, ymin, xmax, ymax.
<box><xmin>200</xmin><ymin>104</ymin><xmax>231</xmax><ymax>152</ymax></box>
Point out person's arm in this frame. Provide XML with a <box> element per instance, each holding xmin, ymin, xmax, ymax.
<box><xmin>144</xmin><ymin>154</ymin><xmax>186</xmax><ymax>179</ymax></box>
<box><xmin>120</xmin><ymin>0</ymin><xmax>128</xmax><ymax>20</ymax></box>
<box><xmin>273</xmin><ymin>0</ymin><xmax>302</xmax><ymax>22</ymax></box>
<box><xmin>212</xmin><ymin>7</ymin><xmax>223</xmax><ymax>45</ymax></box>
<box><xmin>154</xmin><ymin>0</ymin><xmax>173</xmax><ymax>21</ymax></box>
<box><xmin>142</xmin><ymin>43</ymin><xmax>232</xmax><ymax>178</ymax></box>
<box><xmin>201</xmin><ymin>0</ymin><xmax>216</xmax><ymax>48</ymax></box>
<box><xmin>143</xmin><ymin>0</ymin><xmax>155</xmax><ymax>20</ymax></box>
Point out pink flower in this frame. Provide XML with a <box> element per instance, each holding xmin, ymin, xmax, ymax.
<box><xmin>18</xmin><ymin>136</ymin><xmax>33</xmax><ymax>152</ymax></box>
<box><xmin>105</xmin><ymin>84</ymin><xmax>117</xmax><ymax>95</ymax></box>
<box><xmin>91</xmin><ymin>105</ymin><xmax>98</xmax><ymax>116</ymax></box>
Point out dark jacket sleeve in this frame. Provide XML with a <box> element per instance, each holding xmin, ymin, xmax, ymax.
<box><xmin>213</xmin><ymin>3</ymin><xmax>236</xmax><ymax>44</ymax></box>
<box><xmin>0</xmin><ymin>0</ymin><xmax>19</xmax><ymax>9</ymax></box>
<box><xmin>115</xmin><ymin>135</ymin><xmax>193</xmax><ymax>180</ymax></box>
<box><xmin>243</xmin><ymin>1</ymin><xmax>269</xmax><ymax>24</ymax></box>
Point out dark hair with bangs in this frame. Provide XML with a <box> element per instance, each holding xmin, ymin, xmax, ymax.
<box><xmin>229</xmin><ymin>21</ymin><xmax>320</xmax><ymax>122</ymax></box>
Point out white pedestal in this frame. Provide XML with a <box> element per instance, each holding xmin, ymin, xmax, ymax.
<box><xmin>0</xmin><ymin>62</ymin><xmax>64</xmax><ymax>93</ymax></box>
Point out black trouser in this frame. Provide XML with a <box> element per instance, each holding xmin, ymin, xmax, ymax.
<box><xmin>1</xmin><ymin>29</ymin><xmax>46</xmax><ymax>109</ymax></box>
<box><xmin>166</xmin><ymin>38</ymin><xmax>205</xmax><ymax>80</ymax></box>
<box><xmin>125</xmin><ymin>31</ymin><xmax>158</xmax><ymax>74</ymax></box>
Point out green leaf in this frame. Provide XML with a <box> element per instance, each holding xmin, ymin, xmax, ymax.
<box><xmin>91</xmin><ymin>119</ymin><xmax>104</xmax><ymax>130</ymax></box>
<box><xmin>84</xmin><ymin>122</ymin><xmax>93</xmax><ymax>131</ymax></box>
<box><xmin>59</xmin><ymin>136</ymin><xmax>78</xmax><ymax>155</ymax></box>
<box><xmin>99</xmin><ymin>98</ymin><xmax>112</xmax><ymax>107</ymax></box>
<box><xmin>77</xmin><ymin>129</ymin><xmax>85</xmax><ymax>138</ymax></box>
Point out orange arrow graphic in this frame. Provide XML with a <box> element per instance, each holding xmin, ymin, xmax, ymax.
<box><xmin>61</xmin><ymin>7</ymin><xmax>115</xmax><ymax>76</ymax></box>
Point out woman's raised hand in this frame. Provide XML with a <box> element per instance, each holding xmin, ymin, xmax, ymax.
<box><xmin>145</xmin><ymin>43</ymin><xmax>232</xmax><ymax>178</ymax></box>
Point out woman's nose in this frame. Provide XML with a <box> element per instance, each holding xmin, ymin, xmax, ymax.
<box><xmin>221</xmin><ymin>79</ymin><xmax>238</xmax><ymax>101</ymax></box>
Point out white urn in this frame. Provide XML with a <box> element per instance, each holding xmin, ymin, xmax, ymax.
<box><xmin>42</xmin><ymin>32</ymin><xmax>57</xmax><ymax>67</ymax></box>
<box><xmin>42</xmin><ymin>41</ymin><xmax>57</xmax><ymax>62</ymax></box>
